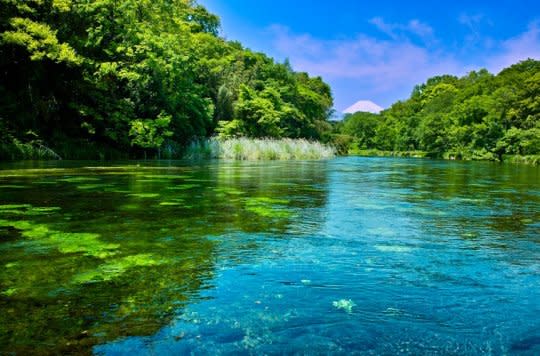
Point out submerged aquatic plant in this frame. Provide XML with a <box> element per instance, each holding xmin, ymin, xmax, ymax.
<box><xmin>244</xmin><ymin>196</ymin><xmax>293</xmax><ymax>218</ymax></box>
<box><xmin>213</xmin><ymin>187</ymin><xmax>244</xmax><ymax>195</ymax></box>
<box><xmin>0</xmin><ymin>205</ymin><xmax>61</xmax><ymax>217</ymax></box>
<box><xmin>129</xmin><ymin>193</ymin><xmax>160</xmax><ymax>198</ymax></box>
<box><xmin>1</xmin><ymin>288</ymin><xmax>17</xmax><ymax>296</ymax></box>
<box><xmin>73</xmin><ymin>254</ymin><xmax>168</xmax><ymax>284</ymax></box>
<box><xmin>333</xmin><ymin>299</ymin><xmax>356</xmax><ymax>314</ymax></box>
<box><xmin>60</xmin><ymin>176</ymin><xmax>101</xmax><ymax>183</ymax></box>
<box><xmin>158</xmin><ymin>201</ymin><xmax>184</xmax><ymax>206</ymax></box>
<box><xmin>0</xmin><ymin>205</ymin><xmax>120</xmax><ymax>259</ymax></box>
<box><xmin>166</xmin><ymin>184</ymin><xmax>200</xmax><ymax>190</ymax></box>
<box><xmin>0</xmin><ymin>204</ymin><xmax>32</xmax><ymax>211</ymax></box>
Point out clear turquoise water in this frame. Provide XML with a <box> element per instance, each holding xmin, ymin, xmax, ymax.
<box><xmin>0</xmin><ymin>157</ymin><xmax>539</xmax><ymax>355</ymax></box>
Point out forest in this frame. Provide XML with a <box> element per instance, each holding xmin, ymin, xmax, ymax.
<box><xmin>1</xmin><ymin>0</ymin><xmax>538</xmax><ymax>163</ymax></box>
<box><xmin>336</xmin><ymin>59</ymin><xmax>540</xmax><ymax>163</ymax></box>
<box><xmin>0</xmin><ymin>0</ymin><xmax>333</xmax><ymax>159</ymax></box>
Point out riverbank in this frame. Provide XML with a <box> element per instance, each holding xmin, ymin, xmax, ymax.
<box><xmin>1</xmin><ymin>137</ymin><xmax>335</xmax><ymax>161</ymax></box>
<box><xmin>349</xmin><ymin>149</ymin><xmax>540</xmax><ymax>165</ymax></box>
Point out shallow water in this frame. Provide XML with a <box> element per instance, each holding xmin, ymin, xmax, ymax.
<box><xmin>0</xmin><ymin>157</ymin><xmax>539</xmax><ymax>355</ymax></box>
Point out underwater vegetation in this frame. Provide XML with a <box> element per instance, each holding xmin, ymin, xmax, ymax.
<box><xmin>333</xmin><ymin>299</ymin><xmax>356</xmax><ymax>314</ymax></box>
<box><xmin>0</xmin><ymin>161</ymin><xmax>330</xmax><ymax>354</ymax></box>
<box><xmin>0</xmin><ymin>209</ymin><xmax>119</xmax><ymax>260</ymax></box>
<box><xmin>244</xmin><ymin>197</ymin><xmax>294</xmax><ymax>219</ymax></box>
<box><xmin>73</xmin><ymin>254</ymin><xmax>169</xmax><ymax>284</ymax></box>
<box><xmin>0</xmin><ymin>204</ymin><xmax>218</xmax><ymax>354</ymax></box>
<box><xmin>0</xmin><ymin>158</ymin><xmax>538</xmax><ymax>355</ymax></box>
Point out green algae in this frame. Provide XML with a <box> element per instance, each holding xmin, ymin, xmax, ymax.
<box><xmin>141</xmin><ymin>175</ymin><xmax>190</xmax><ymax>180</ymax></box>
<box><xmin>29</xmin><ymin>207</ymin><xmax>61</xmax><ymax>213</ymax></box>
<box><xmin>213</xmin><ymin>187</ymin><xmax>244</xmax><ymax>195</ymax></box>
<box><xmin>49</xmin><ymin>233</ymin><xmax>119</xmax><ymax>258</ymax></box>
<box><xmin>245</xmin><ymin>204</ymin><xmax>292</xmax><ymax>218</ymax></box>
<box><xmin>0</xmin><ymin>216</ymin><xmax>118</xmax><ymax>258</ymax></box>
<box><xmin>158</xmin><ymin>201</ymin><xmax>184</xmax><ymax>206</ymax></box>
<box><xmin>0</xmin><ymin>204</ymin><xmax>32</xmax><ymax>211</ymax></box>
<box><xmin>76</xmin><ymin>183</ymin><xmax>114</xmax><ymax>190</ymax></box>
<box><xmin>244</xmin><ymin>197</ymin><xmax>293</xmax><ymax>218</ymax></box>
<box><xmin>120</xmin><ymin>203</ymin><xmax>140</xmax><ymax>210</ymax></box>
<box><xmin>461</xmin><ymin>232</ymin><xmax>479</xmax><ymax>239</ymax></box>
<box><xmin>20</xmin><ymin>223</ymin><xmax>51</xmax><ymax>239</ymax></box>
<box><xmin>61</xmin><ymin>177</ymin><xmax>101</xmax><ymax>183</ymax></box>
<box><xmin>135</xmin><ymin>179</ymin><xmax>169</xmax><ymax>183</ymax></box>
<box><xmin>0</xmin><ymin>185</ymin><xmax>28</xmax><ymax>189</ymax></box>
<box><xmin>0</xmin><ymin>161</ymin><xmax>332</xmax><ymax>354</ymax></box>
<box><xmin>73</xmin><ymin>254</ymin><xmax>168</xmax><ymax>284</ymax></box>
<box><xmin>103</xmin><ymin>188</ymin><xmax>131</xmax><ymax>194</ymax></box>
<box><xmin>333</xmin><ymin>299</ymin><xmax>355</xmax><ymax>313</ymax></box>
<box><xmin>129</xmin><ymin>193</ymin><xmax>160</xmax><ymax>198</ymax></box>
<box><xmin>1</xmin><ymin>288</ymin><xmax>17</xmax><ymax>297</ymax></box>
<box><xmin>166</xmin><ymin>184</ymin><xmax>200</xmax><ymax>190</ymax></box>
<box><xmin>0</xmin><ymin>204</ymin><xmax>61</xmax><ymax>217</ymax></box>
<box><xmin>0</xmin><ymin>219</ymin><xmax>34</xmax><ymax>231</ymax></box>
<box><xmin>252</xmin><ymin>197</ymin><xmax>290</xmax><ymax>205</ymax></box>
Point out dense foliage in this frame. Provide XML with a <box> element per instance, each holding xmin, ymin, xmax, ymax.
<box><xmin>337</xmin><ymin>59</ymin><xmax>540</xmax><ymax>161</ymax></box>
<box><xmin>0</xmin><ymin>0</ymin><xmax>333</xmax><ymax>159</ymax></box>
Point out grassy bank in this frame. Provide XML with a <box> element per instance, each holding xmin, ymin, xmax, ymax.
<box><xmin>185</xmin><ymin>138</ymin><xmax>335</xmax><ymax>160</ymax></box>
<box><xmin>502</xmin><ymin>154</ymin><xmax>540</xmax><ymax>165</ymax></box>
<box><xmin>0</xmin><ymin>139</ymin><xmax>62</xmax><ymax>160</ymax></box>
<box><xmin>349</xmin><ymin>148</ymin><xmax>539</xmax><ymax>165</ymax></box>
<box><xmin>350</xmin><ymin>149</ymin><xmax>428</xmax><ymax>158</ymax></box>
<box><xmin>0</xmin><ymin>138</ymin><xmax>129</xmax><ymax>161</ymax></box>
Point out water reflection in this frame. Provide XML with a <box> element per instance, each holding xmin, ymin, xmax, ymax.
<box><xmin>0</xmin><ymin>160</ymin><xmax>330</xmax><ymax>354</ymax></box>
<box><xmin>95</xmin><ymin>157</ymin><xmax>539</xmax><ymax>355</ymax></box>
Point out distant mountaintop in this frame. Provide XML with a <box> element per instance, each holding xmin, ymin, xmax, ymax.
<box><xmin>343</xmin><ymin>100</ymin><xmax>383</xmax><ymax>114</ymax></box>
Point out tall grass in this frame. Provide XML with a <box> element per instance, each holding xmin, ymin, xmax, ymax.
<box><xmin>184</xmin><ymin>137</ymin><xmax>335</xmax><ymax>160</ymax></box>
<box><xmin>0</xmin><ymin>139</ymin><xmax>62</xmax><ymax>160</ymax></box>
<box><xmin>502</xmin><ymin>154</ymin><xmax>540</xmax><ymax>165</ymax></box>
<box><xmin>350</xmin><ymin>148</ymin><xmax>427</xmax><ymax>158</ymax></box>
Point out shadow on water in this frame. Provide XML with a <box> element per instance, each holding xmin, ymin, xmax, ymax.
<box><xmin>0</xmin><ymin>160</ymin><xmax>330</xmax><ymax>354</ymax></box>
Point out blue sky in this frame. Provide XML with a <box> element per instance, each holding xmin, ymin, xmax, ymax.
<box><xmin>199</xmin><ymin>0</ymin><xmax>540</xmax><ymax>112</ymax></box>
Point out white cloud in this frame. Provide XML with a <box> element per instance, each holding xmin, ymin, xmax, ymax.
<box><xmin>458</xmin><ymin>13</ymin><xmax>494</xmax><ymax>48</ymax></box>
<box><xmin>266</xmin><ymin>20</ymin><xmax>540</xmax><ymax>109</ymax></box>
<box><xmin>485</xmin><ymin>22</ymin><xmax>540</xmax><ymax>73</ymax></box>
<box><xmin>459</xmin><ymin>13</ymin><xmax>485</xmax><ymax>28</ymax></box>
<box><xmin>369</xmin><ymin>17</ymin><xmax>435</xmax><ymax>43</ymax></box>
<box><xmin>268</xmin><ymin>24</ymin><xmax>461</xmax><ymax>95</ymax></box>
<box><xmin>369</xmin><ymin>17</ymin><xmax>397</xmax><ymax>39</ymax></box>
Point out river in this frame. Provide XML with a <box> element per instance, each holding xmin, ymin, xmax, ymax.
<box><xmin>0</xmin><ymin>157</ymin><xmax>539</xmax><ymax>354</ymax></box>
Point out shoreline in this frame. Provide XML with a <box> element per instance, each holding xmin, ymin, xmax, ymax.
<box><xmin>348</xmin><ymin>149</ymin><xmax>540</xmax><ymax>165</ymax></box>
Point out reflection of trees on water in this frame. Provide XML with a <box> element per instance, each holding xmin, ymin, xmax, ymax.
<box><xmin>0</xmin><ymin>160</ymin><xmax>331</xmax><ymax>354</ymax></box>
<box><xmin>375</xmin><ymin>160</ymin><xmax>540</xmax><ymax>239</ymax></box>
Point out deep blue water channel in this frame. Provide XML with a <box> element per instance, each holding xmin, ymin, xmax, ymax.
<box><xmin>0</xmin><ymin>157</ymin><xmax>539</xmax><ymax>355</ymax></box>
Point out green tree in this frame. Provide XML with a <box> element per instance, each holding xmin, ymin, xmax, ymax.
<box><xmin>129</xmin><ymin>112</ymin><xmax>172</xmax><ymax>159</ymax></box>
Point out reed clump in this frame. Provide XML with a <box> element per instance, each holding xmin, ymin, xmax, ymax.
<box><xmin>184</xmin><ymin>137</ymin><xmax>335</xmax><ymax>160</ymax></box>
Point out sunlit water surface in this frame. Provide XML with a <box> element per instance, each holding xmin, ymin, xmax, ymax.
<box><xmin>0</xmin><ymin>157</ymin><xmax>539</xmax><ymax>355</ymax></box>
